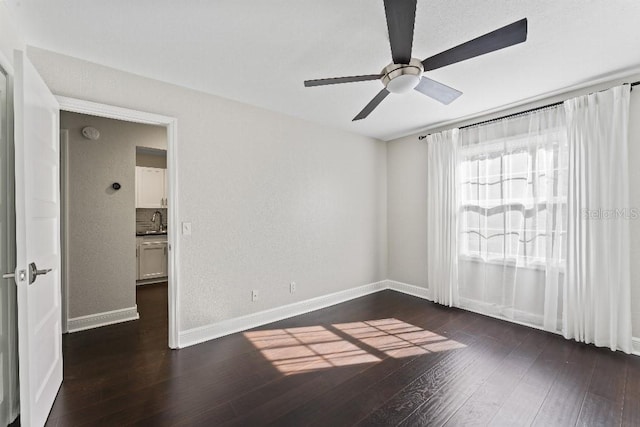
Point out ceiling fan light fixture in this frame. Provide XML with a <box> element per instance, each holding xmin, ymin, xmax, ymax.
<box><xmin>303</xmin><ymin>0</ymin><xmax>528</xmax><ymax>121</ymax></box>
<box><xmin>386</xmin><ymin>73</ymin><xmax>420</xmax><ymax>93</ymax></box>
<box><xmin>381</xmin><ymin>59</ymin><xmax>424</xmax><ymax>94</ymax></box>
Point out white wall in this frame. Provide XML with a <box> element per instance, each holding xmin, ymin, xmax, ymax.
<box><xmin>387</xmin><ymin>76</ymin><xmax>640</xmax><ymax>336</ymax></box>
<box><xmin>0</xmin><ymin>2</ymin><xmax>24</xmax><ymax>67</ymax></box>
<box><xmin>628</xmin><ymin>90</ymin><xmax>640</xmax><ymax>334</ymax></box>
<box><xmin>27</xmin><ymin>47</ymin><xmax>387</xmax><ymax>332</ymax></box>
<box><xmin>62</xmin><ymin>111</ymin><xmax>166</xmax><ymax>319</ymax></box>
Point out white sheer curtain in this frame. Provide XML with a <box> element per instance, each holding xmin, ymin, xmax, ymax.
<box><xmin>425</xmin><ymin>84</ymin><xmax>633</xmax><ymax>352</ymax></box>
<box><xmin>426</xmin><ymin>129</ymin><xmax>459</xmax><ymax>306</ymax></box>
<box><xmin>563</xmin><ymin>85</ymin><xmax>632</xmax><ymax>353</ymax></box>
<box><xmin>456</xmin><ymin>107</ymin><xmax>567</xmax><ymax>331</ymax></box>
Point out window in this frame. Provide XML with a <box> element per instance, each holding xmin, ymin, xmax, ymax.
<box><xmin>458</xmin><ymin>131</ymin><xmax>567</xmax><ymax>266</ymax></box>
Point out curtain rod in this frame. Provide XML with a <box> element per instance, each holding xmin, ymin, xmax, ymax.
<box><xmin>418</xmin><ymin>81</ymin><xmax>640</xmax><ymax>140</ymax></box>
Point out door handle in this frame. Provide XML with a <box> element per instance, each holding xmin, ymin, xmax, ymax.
<box><xmin>3</xmin><ymin>270</ymin><xmax>27</xmax><ymax>282</ymax></box>
<box><xmin>29</xmin><ymin>262</ymin><xmax>52</xmax><ymax>285</ymax></box>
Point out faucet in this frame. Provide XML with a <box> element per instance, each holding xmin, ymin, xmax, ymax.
<box><xmin>151</xmin><ymin>210</ymin><xmax>165</xmax><ymax>232</ymax></box>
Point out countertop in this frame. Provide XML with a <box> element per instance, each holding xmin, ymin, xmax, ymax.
<box><xmin>136</xmin><ymin>231</ymin><xmax>168</xmax><ymax>236</ymax></box>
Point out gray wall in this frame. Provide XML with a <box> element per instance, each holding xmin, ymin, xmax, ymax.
<box><xmin>387</xmin><ymin>138</ymin><xmax>428</xmax><ymax>287</ymax></box>
<box><xmin>62</xmin><ymin>111</ymin><xmax>166</xmax><ymax>318</ymax></box>
<box><xmin>32</xmin><ymin>47</ymin><xmax>388</xmax><ymax>331</ymax></box>
<box><xmin>628</xmin><ymin>90</ymin><xmax>640</xmax><ymax>334</ymax></box>
<box><xmin>387</xmin><ymin>76</ymin><xmax>640</xmax><ymax>337</ymax></box>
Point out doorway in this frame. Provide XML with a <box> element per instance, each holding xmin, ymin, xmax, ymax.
<box><xmin>57</xmin><ymin>97</ymin><xmax>179</xmax><ymax>348</ymax></box>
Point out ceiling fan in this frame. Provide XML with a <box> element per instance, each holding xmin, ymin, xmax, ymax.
<box><xmin>304</xmin><ymin>0</ymin><xmax>528</xmax><ymax>121</ymax></box>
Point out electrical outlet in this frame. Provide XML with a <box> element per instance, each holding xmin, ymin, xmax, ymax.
<box><xmin>290</xmin><ymin>282</ymin><xmax>296</xmax><ymax>293</ymax></box>
<box><xmin>251</xmin><ymin>290</ymin><xmax>259</xmax><ymax>302</ymax></box>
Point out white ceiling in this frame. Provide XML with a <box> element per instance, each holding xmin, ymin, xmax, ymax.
<box><xmin>7</xmin><ymin>0</ymin><xmax>640</xmax><ymax>140</ymax></box>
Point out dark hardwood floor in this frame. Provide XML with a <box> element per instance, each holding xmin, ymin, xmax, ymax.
<box><xmin>41</xmin><ymin>283</ymin><xmax>640</xmax><ymax>426</ymax></box>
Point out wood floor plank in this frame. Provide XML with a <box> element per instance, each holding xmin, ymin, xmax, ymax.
<box><xmin>356</xmin><ymin>332</ymin><xmax>507</xmax><ymax>426</ymax></box>
<box><xmin>370</xmin><ymin>315</ymin><xmax>536</xmax><ymax>426</ymax></box>
<box><xmin>223</xmin><ymin>364</ymin><xmax>367</xmax><ymax>426</ymax></box>
<box><xmin>576</xmin><ymin>392</ymin><xmax>622</xmax><ymax>427</ymax></box>
<box><xmin>302</xmin><ymin>316</ymin><xmax>480</xmax><ymax>427</ymax></box>
<box><xmin>38</xmin><ymin>283</ymin><xmax>640</xmax><ymax>427</ymax></box>
<box><xmin>266</xmin><ymin>308</ymin><xmax>465</xmax><ymax>426</ymax></box>
<box><xmin>396</xmin><ymin>337</ymin><xmax>514</xmax><ymax>426</ymax></box>
<box><xmin>531</xmin><ymin>343</ymin><xmax>597</xmax><ymax>427</ymax></box>
<box><xmin>50</xmin><ymin>339</ymin><xmax>280</xmax><ymax>420</ymax></box>
<box><xmin>575</xmin><ymin>349</ymin><xmax>627</xmax><ymax>426</ymax></box>
<box><xmin>487</xmin><ymin>334</ymin><xmax>577</xmax><ymax>426</ymax></box>
<box><xmin>586</xmin><ymin>349</ymin><xmax>628</xmax><ymax>402</ymax></box>
<box><xmin>441</xmin><ymin>328</ymin><xmax>549</xmax><ymax>426</ymax></box>
<box><xmin>623</xmin><ymin>357</ymin><xmax>640</xmax><ymax>426</ymax></box>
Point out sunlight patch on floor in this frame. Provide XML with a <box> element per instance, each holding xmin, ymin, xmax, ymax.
<box><xmin>244</xmin><ymin>326</ymin><xmax>379</xmax><ymax>375</ymax></box>
<box><xmin>244</xmin><ymin>319</ymin><xmax>465</xmax><ymax>375</ymax></box>
<box><xmin>333</xmin><ymin>318</ymin><xmax>466</xmax><ymax>358</ymax></box>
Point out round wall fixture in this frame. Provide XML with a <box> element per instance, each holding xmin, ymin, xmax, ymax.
<box><xmin>112</xmin><ymin>183</ymin><xmax>121</xmax><ymax>190</ymax></box>
<box><xmin>82</xmin><ymin>126</ymin><xmax>100</xmax><ymax>140</ymax></box>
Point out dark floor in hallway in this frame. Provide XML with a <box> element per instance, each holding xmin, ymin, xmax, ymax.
<box><xmin>43</xmin><ymin>283</ymin><xmax>640</xmax><ymax>426</ymax></box>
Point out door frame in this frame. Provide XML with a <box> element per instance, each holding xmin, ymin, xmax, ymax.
<box><xmin>56</xmin><ymin>96</ymin><xmax>180</xmax><ymax>349</ymax></box>
<box><xmin>59</xmin><ymin>129</ymin><xmax>69</xmax><ymax>334</ymax></box>
<box><xmin>0</xmin><ymin>49</ymin><xmax>19</xmax><ymax>426</ymax></box>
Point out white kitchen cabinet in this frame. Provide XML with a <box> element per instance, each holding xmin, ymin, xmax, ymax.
<box><xmin>136</xmin><ymin>166</ymin><xmax>167</xmax><ymax>208</ymax></box>
<box><xmin>138</xmin><ymin>239</ymin><xmax>168</xmax><ymax>280</ymax></box>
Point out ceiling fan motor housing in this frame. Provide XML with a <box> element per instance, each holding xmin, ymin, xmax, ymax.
<box><xmin>381</xmin><ymin>59</ymin><xmax>424</xmax><ymax>94</ymax></box>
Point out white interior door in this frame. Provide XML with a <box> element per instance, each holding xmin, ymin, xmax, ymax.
<box><xmin>13</xmin><ymin>50</ymin><xmax>62</xmax><ymax>427</ymax></box>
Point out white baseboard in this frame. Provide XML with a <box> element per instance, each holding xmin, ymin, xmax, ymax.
<box><xmin>387</xmin><ymin>281</ymin><xmax>640</xmax><ymax>357</ymax></box>
<box><xmin>387</xmin><ymin>280</ymin><xmax>431</xmax><ymax>300</ymax></box>
<box><xmin>67</xmin><ymin>306</ymin><xmax>139</xmax><ymax>333</ymax></box>
<box><xmin>178</xmin><ymin>280</ymin><xmax>388</xmax><ymax>348</ymax></box>
<box><xmin>633</xmin><ymin>337</ymin><xmax>640</xmax><ymax>356</ymax></box>
<box><xmin>176</xmin><ymin>278</ymin><xmax>640</xmax><ymax>358</ymax></box>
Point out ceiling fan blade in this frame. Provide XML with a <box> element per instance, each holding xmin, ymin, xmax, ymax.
<box><xmin>383</xmin><ymin>0</ymin><xmax>417</xmax><ymax>64</ymax></box>
<box><xmin>422</xmin><ymin>18</ymin><xmax>528</xmax><ymax>71</ymax></box>
<box><xmin>414</xmin><ymin>76</ymin><xmax>462</xmax><ymax>105</ymax></box>
<box><xmin>353</xmin><ymin>89</ymin><xmax>390</xmax><ymax>121</ymax></box>
<box><xmin>304</xmin><ymin>74</ymin><xmax>382</xmax><ymax>87</ymax></box>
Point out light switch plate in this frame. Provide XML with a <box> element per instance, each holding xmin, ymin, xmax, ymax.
<box><xmin>182</xmin><ymin>222</ymin><xmax>192</xmax><ymax>235</ymax></box>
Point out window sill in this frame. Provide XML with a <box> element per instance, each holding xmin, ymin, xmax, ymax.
<box><xmin>458</xmin><ymin>254</ymin><xmax>565</xmax><ymax>273</ymax></box>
